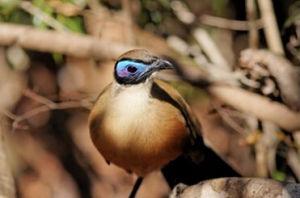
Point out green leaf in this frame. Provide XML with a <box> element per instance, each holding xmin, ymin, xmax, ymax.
<box><xmin>32</xmin><ymin>15</ymin><xmax>48</xmax><ymax>29</ymax></box>
<box><xmin>150</xmin><ymin>12</ymin><xmax>162</xmax><ymax>24</ymax></box>
<box><xmin>158</xmin><ymin>0</ymin><xmax>171</xmax><ymax>9</ymax></box>
<box><xmin>52</xmin><ymin>52</ymin><xmax>64</xmax><ymax>64</ymax></box>
<box><xmin>0</xmin><ymin>0</ymin><xmax>20</xmax><ymax>6</ymax></box>
<box><xmin>284</xmin><ymin>11</ymin><xmax>300</xmax><ymax>28</ymax></box>
<box><xmin>212</xmin><ymin>0</ymin><xmax>229</xmax><ymax>15</ymax></box>
<box><xmin>0</xmin><ymin>0</ymin><xmax>25</xmax><ymax>22</ymax></box>
<box><xmin>271</xmin><ymin>170</ymin><xmax>286</xmax><ymax>182</ymax></box>
<box><xmin>9</xmin><ymin>9</ymin><xmax>31</xmax><ymax>24</ymax></box>
<box><xmin>0</xmin><ymin>0</ymin><xmax>20</xmax><ymax>14</ymax></box>
<box><xmin>31</xmin><ymin>0</ymin><xmax>54</xmax><ymax>29</ymax></box>
<box><xmin>56</xmin><ymin>14</ymin><xmax>84</xmax><ymax>33</ymax></box>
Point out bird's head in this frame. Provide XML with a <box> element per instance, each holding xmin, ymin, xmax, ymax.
<box><xmin>114</xmin><ymin>49</ymin><xmax>173</xmax><ymax>85</ymax></box>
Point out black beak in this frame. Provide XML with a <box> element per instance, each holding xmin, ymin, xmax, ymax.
<box><xmin>153</xmin><ymin>59</ymin><xmax>174</xmax><ymax>71</ymax></box>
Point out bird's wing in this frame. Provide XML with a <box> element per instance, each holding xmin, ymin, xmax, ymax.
<box><xmin>152</xmin><ymin>79</ymin><xmax>203</xmax><ymax>148</ymax></box>
<box><xmin>152</xmin><ymin>79</ymin><xmax>240</xmax><ymax>187</ymax></box>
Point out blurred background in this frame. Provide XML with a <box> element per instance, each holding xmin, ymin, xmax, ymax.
<box><xmin>0</xmin><ymin>0</ymin><xmax>300</xmax><ymax>197</ymax></box>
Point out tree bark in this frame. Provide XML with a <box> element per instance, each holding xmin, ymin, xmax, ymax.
<box><xmin>0</xmin><ymin>122</ymin><xmax>16</xmax><ymax>198</ymax></box>
<box><xmin>170</xmin><ymin>177</ymin><xmax>300</xmax><ymax>198</ymax></box>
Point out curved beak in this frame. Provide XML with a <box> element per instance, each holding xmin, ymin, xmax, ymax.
<box><xmin>152</xmin><ymin>59</ymin><xmax>174</xmax><ymax>71</ymax></box>
<box><xmin>135</xmin><ymin>58</ymin><xmax>174</xmax><ymax>83</ymax></box>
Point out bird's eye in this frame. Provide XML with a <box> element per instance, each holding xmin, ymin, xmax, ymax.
<box><xmin>127</xmin><ymin>66</ymin><xmax>137</xmax><ymax>73</ymax></box>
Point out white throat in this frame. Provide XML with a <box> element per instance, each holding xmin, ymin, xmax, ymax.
<box><xmin>111</xmin><ymin>78</ymin><xmax>153</xmax><ymax>117</ymax></box>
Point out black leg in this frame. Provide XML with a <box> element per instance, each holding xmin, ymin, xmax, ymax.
<box><xmin>128</xmin><ymin>177</ymin><xmax>143</xmax><ymax>198</ymax></box>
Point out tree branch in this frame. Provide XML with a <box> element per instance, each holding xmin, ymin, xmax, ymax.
<box><xmin>246</xmin><ymin>0</ymin><xmax>259</xmax><ymax>48</ymax></box>
<box><xmin>257</xmin><ymin>0</ymin><xmax>284</xmax><ymax>55</ymax></box>
<box><xmin>0</xmin><ymin>23</ymin><xmax>135</xmax><ymax>59</ymax></box>
<box><xmin>240</xmin><ymin>49</ymin><xmax>300</xmax><ymax>111</ymax></box>
<box><xmin>0</xmin><ymin>123</ymin><xmax>16</xmax><ymax>198</ymax></box>
<box><xmin>1</xmin><ymin>89</ymin><xmax>93</xmax><ymax>130</ymax></box>
<box><xmin>193</xmin><ymin>28</ymin><xmax>231</xmax><ymax>71</ymax></box>
<box><xmin>170</xmin><ymin>177</ymin><xmax>300</xmax><ymax>198</ymax></box>
<box><xmin>209</xmin><ymin>85</ymin><xmax>300</xmax><ymax>131</ymax></box>
<box><xmin>200</xmin><ymin>15</ymin><xmax>263</xmax><ymax>31</ymax></box>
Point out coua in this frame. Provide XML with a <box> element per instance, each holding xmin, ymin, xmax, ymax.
<box><xmin>88</xmin><ymin>49</ymin><xmax>239</xmax><ymax>198</ymax></box>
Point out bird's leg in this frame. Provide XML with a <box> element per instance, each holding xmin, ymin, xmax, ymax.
<box><xmin>128</xmin><ymin>177</ymin><xmax>143</xmax><ymax>198</ymax></box>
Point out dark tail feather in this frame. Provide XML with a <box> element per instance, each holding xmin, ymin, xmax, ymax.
<box><xmin>162</xmin><ymin>146</ymin><xmax>240</xmax><ymax>188</ymax></box>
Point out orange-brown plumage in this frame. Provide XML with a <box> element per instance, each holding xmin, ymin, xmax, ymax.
<box><xmin>89</xmin><ymin>79</ymin><xmax>189</xmax><ymax>176</ymax></box>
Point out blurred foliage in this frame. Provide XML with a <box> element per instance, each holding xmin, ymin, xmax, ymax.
<box><xmin>0</xmin><ymin>0</ymin><xmax>231</xmax><ymax>38</ymax></box>
<box><xmin>32</xmin><ymin>0</ymin><xmax>54</xmax><ymax>28</ymax></box>
<box><xmin>138</xmin><ymin>0</ymin><xmax>171</xmax><ymax>33</ymax></box>
<box><xmin>284</xmin><ymin>1</ymin><xmax>300</xmax><ymax>28</ymax></box>
<box><xmin>171</xmin><ymin>81</ymin><xmax>207</xmax><ymax>103</ymax></box>
<box><xmin>211</xmin><ymin>0</ymin><xmax>229</xmax><ymax>15</ymax></box>
<box><xmin>52</xmin><ymin>52</ymin><xmax>64</xmax><ymax>64</ymax></box>
<box><xmin>0</xmin><ymin>0</ymin><xmax>85</xmax><ymax>66</ymax></box>
<box><xmin>56</xmin><ymin>14</ymin><xmax>84</xmax><ymax>33</ymax></box>
<box><xmin>272</xmin><ymin>170</ymin><xmax>286</xmax><ymax>182</ymax></box>
<box><xmin>0</xmin><ymin>0</ymin><xmax>85</xmax><ymax>32</ymax></box>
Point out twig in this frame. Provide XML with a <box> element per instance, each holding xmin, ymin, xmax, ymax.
<box><xmin>246</xmin><ymin>0</ymin><xmax>259</xmax><ymax>48</ymax></box>
<box><xmin>0</xmin><ymin>111</ymin><xmax>29</xmax><ymax>130</ymax></box>
<box><xmin>22</xmin><ymin>89</ymin><xmax>57</xmax><ymax>108</ymax></box>
<box><xmin>255</xmin><ymin>121</ymin><xmax>280</xmax><ymax>177</ymax></box>
<box><xmin>19</xmin><ymin>1</ymin><xmax>70</xmax><ymax>32</ymax></box>
<box><xmin>171</xmin><ymin>1</ymin><xmax>195</xmax><ymax>24</ymax></box>
<box><xmin>211</xmin><ymin>101</ymin><xmax>246</xmax><ymax>135</ymax></box>
<box><xmin>240</xmin><ymin>49</ymin><xmax>300</xmax><ymax>111</ymax></box>
<box><xmin>0</xmin><ymin>124</ymin><xmax>16</xmax><ymax>198</ymax></box>
<box><xmin>287</xmin><ymin>149</ymin><xmax>300</xmax><ymax>181</ymax></box>
<box><xmin>233</xmin><ymin>70</ymin><xmax>260</xmax><ymax>88</ymax></box>
<box><xmin>167</xmin><ymin>47</ymin><xmax>300</xmax><ymax>131</ymax></box>
<box><xmin>193</xmin><ymin>28</ymin><xmax>231</xmax><ymax>71</ymax></box>
<box><xmin>10</xmin><ymin>100</ymin><xmax>92</xmax><ymax>130</ymax></box>
<box><xmin>0</xmin><ymin>89</ymin><xmax>93</xmax><ymax>130</ymax></box>
<box><xmin>12</xmin><ymin>105</ymin><xmax>50</xmax><ymax>129</ymax></box>
<box><xmin>200</xmin><ymin>15</ymin><xmax>263</xmax><ymax>31</ymax></box>
<box><xmin>263</xmin><ymin>122</ymin><xmax>280</xmax><ymax>176</ymax></box>
<box><xmin>254</xmin><ymin>147</ymin><xmax>270</xmax><ymax>176</ymax></box>
<box><xmin>209</xmin><ymin>85</ymin><xmax>300</xmax><ymax>131</ymax></box>
<box><xmin>257</xmin><ymin>0</ymin><xmax>284</xmax><ymax>55</ymax></box>
<box><xmin>0</xmin><ymin>23</ymin><xmax>135</xmax><ymax>59</ymax></box>
<box><xmin>0</xmin><ymin>109</ymin><xmax>17</xmax><ymax>121</ymax></box>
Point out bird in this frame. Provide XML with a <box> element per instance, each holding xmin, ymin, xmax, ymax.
<box><xmin>88</xmin><ymin>49</ymin><xmax>239</xmax><ymax>198</ymax></box>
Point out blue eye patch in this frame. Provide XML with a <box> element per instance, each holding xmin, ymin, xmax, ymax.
<box><xmin>116</xmin><ymin>60</ymin><xmax>147</xmax><ymax>78</ymax></box>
